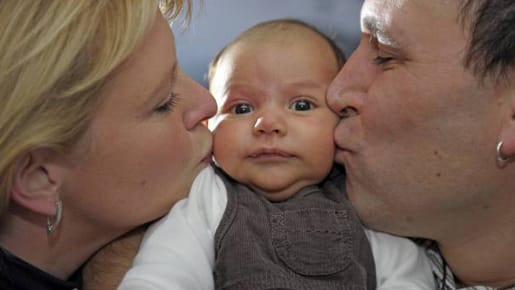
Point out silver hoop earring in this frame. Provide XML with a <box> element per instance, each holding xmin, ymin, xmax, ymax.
<box><xmin>46</xmin><ymin>200</ymin><xmax>62</xmax><ymax>235</ymax></box>
<box><xmin>496</xmin><ymin>140</ymin><xmax>512</xmax><ymax>167</ymax></box>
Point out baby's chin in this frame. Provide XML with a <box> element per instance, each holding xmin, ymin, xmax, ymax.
<box><xmin>249</xmin><ymin>183</ymin><xmax>307</xmax><ymax>203</ymax></box>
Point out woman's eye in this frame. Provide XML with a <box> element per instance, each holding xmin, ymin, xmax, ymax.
<box><xmin>373</xmin><ymin>55</ymin><xmax>394</xmax><ymax>65</ymax></box>
<box><xmin>155</xmin><ymin>93</ymin><xmax>179</xmax><ymax>113</ymax></box>
<box><xmin>290</xmin><ymin>99</ymin><xmax>313</xmax><ymax>111</ymax></box>
<box><xmin>231</xmin><ymin>103</ymin><xmax>253</xmax><ymax>114</ymax></box>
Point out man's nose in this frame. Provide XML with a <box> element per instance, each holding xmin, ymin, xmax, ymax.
<box><xmin>327</xmin><ymin>37</ymin><xmax>372</xmax><ymax>119</ymax></box>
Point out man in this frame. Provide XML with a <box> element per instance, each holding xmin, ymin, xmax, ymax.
<box><xmin>327</xmin><ymin>0</ymin><xmax>515</xmax><ymax>289</ymax></box>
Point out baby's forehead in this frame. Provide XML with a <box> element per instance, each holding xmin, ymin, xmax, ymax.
<box><xmin>225</xmin><ymin>20</ymin><xmax>344</xmax><ymax>69</ymax></box>
<box><xmin>237</xmin><ymin>21</ymin><xmax>327</xmax><ymax>44</ymax></box>
<box><xmin>222</xmin><ymin>27</ymin><xmax>337</xmax><ymax>66</ymax></box>
<box><xmin>208</xmin><ymin>19</ymin><xmax>344</xmax><ymax>95</ymax></box>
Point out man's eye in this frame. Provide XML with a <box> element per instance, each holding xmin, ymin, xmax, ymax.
<box><xmin>373</xmin><ymin>55</ymin><xmax>394</xmax><ymax>65</ymax></box>
<box><xmin>231</xmin><ymin>103</ymin><xmax>253</xmax><ymax>114</ymax></box>
<box><xmin>290</xmin><ymin>99</ymin><xmax>313</xmax><ymax>111</ymax></box>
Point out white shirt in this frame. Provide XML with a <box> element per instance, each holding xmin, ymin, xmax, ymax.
<box><xmin>118</xmin><ymin>166</ymin><xmax>435</xmax><ymax>289</ymax></box>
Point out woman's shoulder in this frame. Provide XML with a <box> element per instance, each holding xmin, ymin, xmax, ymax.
<box><xmin>0</xmin><ymin>247</ymin><xmax>81</xmax><ymax>290</ymax></box>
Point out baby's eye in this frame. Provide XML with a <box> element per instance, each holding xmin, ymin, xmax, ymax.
<box><xmin>231</xmin><ymin>103</ymin><xmax>253</xmax><ymax>114</ymax></box>
<box><xmin>290</xmin><ymin>99</ymin><xmax>313</xmax><ymax>111</ymax></box>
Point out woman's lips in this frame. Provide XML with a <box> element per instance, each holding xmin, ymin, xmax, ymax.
<box><xmin>201</xmin><ymin>150</ymin><xmax>212</xmax><ymax>164</ymax></box>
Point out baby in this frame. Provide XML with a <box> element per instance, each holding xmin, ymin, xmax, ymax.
<box><xmin>118</xmin><ymin>19</ymin><xmax>435</xmax><ymax>289</ymax></box>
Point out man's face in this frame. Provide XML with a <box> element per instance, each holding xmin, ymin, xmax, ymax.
<box><xmin>327</xmin><ymin>0</ymin><xmax>505</xmax><ymax>238</ymax></box>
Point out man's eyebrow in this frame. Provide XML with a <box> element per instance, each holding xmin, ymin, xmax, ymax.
<box><xmin>362</xmin><ymin>15</ymin><xmax>400</xmax><ymax>48</ymax></box>
<box><xmin>362</xmin><ymin>15</ymin><xmax>380</xmax><ymax>36</ymax></box>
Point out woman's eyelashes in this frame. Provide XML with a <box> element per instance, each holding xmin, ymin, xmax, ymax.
<box><xmin>154</xmin><ymin>92</ymin><xmax>179</xmax><ymax>113</ymax></box>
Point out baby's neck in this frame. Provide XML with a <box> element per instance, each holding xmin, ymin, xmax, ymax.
<box><xmin>248</xmin><ymin>182</ymin><xmax>319</xmax><ymax>203</ymax></box>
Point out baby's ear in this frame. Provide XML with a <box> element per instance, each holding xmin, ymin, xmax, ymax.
<box><xmin>10</xmin><ymin>149</ymin><xmax>66</xmax><ymax>216</ymax></box>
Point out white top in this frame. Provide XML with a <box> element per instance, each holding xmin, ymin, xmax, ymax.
<box><xmin>118</xmin><ymin>166</ymin><xmax>435</xmax><ymax>289</ymax></box>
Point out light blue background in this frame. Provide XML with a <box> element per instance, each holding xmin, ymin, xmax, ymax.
<box><xmin>172</xmin><ymin>0</ymin><xmax>364</xmax><ymax>87</ymax></box>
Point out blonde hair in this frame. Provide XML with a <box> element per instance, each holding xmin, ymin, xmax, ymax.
<box><xmin>0</xmin><ymin>0</ymin><xmax>190</xmax><ymax>214</ymax></box>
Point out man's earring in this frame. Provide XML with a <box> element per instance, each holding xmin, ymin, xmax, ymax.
<box><xmin>496</xmin><ymin>140</ymin><xmax>512</xmax><ymax>167</ymax></box>
<box><xmin>46</xmin><ymin>200</ymin><xmax>62</xmax><ymax>235</ymax></box>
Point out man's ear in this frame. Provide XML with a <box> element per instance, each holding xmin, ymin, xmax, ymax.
<box><xmin>10</xmin><ymin>149</ymin><xmax>66</xmax><ymax>217</ymax></box>
<box><xmin>499</xmin><ymin>87</ymin><xmax>515</xmax><ymax>157</ymax></box>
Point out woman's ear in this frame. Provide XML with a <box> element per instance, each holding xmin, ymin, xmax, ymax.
<box><xmin>10</xmin><ymin>149</ymin><xmax>66</xmax><ymax>216</ymax></box>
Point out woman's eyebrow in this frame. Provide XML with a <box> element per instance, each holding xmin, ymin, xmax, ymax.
<box><xmin>153</xmin><ymin>62</ymin><xmax>178</xmax><ymax>95</ymax></box>
<box><xmin>142</xmin><ymin>61</ymin><xmax>178</xmax><ymax>109</ymax></box>
<box><xmin>169</xmin><ymin>61</ymin><xmax>178</xmax><ymax>85</ymax></box>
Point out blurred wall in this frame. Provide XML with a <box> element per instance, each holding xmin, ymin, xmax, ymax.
<box><xmin>172</xmin><ymin>0</ymin><xmax>364</xmax><ymax>87</ymax></box>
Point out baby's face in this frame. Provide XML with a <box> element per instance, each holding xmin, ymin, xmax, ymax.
<box><xmin>209</xmin><ymin>32</ymin><xmax>340</xmax><ymax>201</ymax></box>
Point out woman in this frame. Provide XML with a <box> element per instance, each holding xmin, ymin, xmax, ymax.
<box><xmin>0</xmin><ymin>1</ymin><xmax>215</xmax><ymax>289</ymax></box>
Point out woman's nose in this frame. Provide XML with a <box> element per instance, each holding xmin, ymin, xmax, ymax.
<box><xmin>183</xmin><ymin>76</ymin><xmax>217</xmax><ymax>131</ymax></box>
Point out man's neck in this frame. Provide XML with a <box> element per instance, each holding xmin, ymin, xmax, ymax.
<box><xmin>438</xmin><ymin>219</ymin><xmax>515</xmax><ymax>288</ymax></box>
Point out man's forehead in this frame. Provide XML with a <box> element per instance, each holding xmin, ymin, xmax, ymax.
<box><xmin>360</xmin><ymin>0</ymin><xmax>406</xmax><ymax>47</ymax></box>
<box><xmin>361</xmin><ymin>0</ymin><xmax>456</xmax><ymax>23</ymax></box>
<box><xmin>360</xmin><ymin>0</ymin><xmax>461</xmax><ymax>45</ymax></box>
